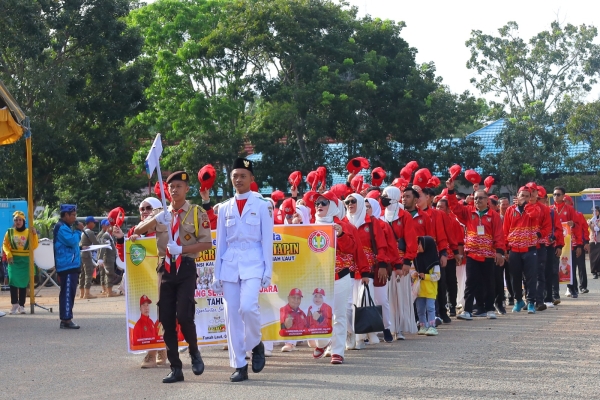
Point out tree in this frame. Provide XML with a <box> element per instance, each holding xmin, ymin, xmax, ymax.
<box><xmin>466</xmin><ymin>20</ymin><xmax>600</xmax><ymax>114</ymax></box>
<box><xmin>0</xmin><ymin>0</ymin><xmax>147</xmax><ymax>214</ymax></box>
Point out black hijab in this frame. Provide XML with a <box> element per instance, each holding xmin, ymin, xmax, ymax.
<box><xmin>414</xmin><ymin>236</ymin><xmax>439</xmax><ymax>274</ymax></box>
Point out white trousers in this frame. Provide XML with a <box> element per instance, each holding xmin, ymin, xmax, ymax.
<box><xmin>388</xmin><ymin>274</ymin><xmax>417</xmax><ymax>335</ymax></box>
<box><xmin>223</xmin><ymin>278</ymin><xmax>262</xmax><ymax>368</ymax></box>
<box><xmin>373</xmin><ymin>283</ymin><xmax>391</xmax><ymax>330</ymax></box>
<box><xmin>347</xmin><ymin>278</ymin><xmax>377</xmax><ymax>341</ymax></box>
<box><xmin>317</xmin><ymin>274</ymin><xmax>352</xmax><ymax>356</ymax></box>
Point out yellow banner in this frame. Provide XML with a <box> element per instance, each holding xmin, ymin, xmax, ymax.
<box><xmin>559</xmin><ymin>223</ymin><xmax>572</xmax><ymax>284</ymax></box>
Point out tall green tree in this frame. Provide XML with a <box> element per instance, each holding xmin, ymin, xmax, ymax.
<box><xmin>0</xmin><ymin>0</ymin><xmax>147</xmax><ymax>214</ymax></box>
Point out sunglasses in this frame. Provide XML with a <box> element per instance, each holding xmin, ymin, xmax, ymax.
<box><xmin>552</xmin><ymin>193</ymin><xmax>563</xmax><ymax>196</ymax></box>
<box><xmin>315</xmin><ymin>200</ymin><xmax>330</xmax><ymax>207</ymax></box>
<box><xmin>474</xmin><ymin>197</ymin><xmax>488</xmax><ymax>200</ymax></box>
<box><xmin>344</xmin><ymin>199</ymin><xmax>357</xmax><ymax>205</ymax></box>
<box><xmin>139</xmin><ymin>205</ymin><xmax>153</xmax><ymax>212</ymax></box>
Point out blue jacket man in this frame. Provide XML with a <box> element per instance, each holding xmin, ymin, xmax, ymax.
<box><xmin>53</xmin><ymin>204</ymin><xmax>84</xmax><ymax>329</ymax></box>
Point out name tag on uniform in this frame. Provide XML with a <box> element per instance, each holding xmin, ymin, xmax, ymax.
<box><xmin>251</xmin><ymin>212</ymin><xmax>256</xmax><ymax>216</ymax></box>
<box><xmin>477</xmin><ymin>225</ymin><xmax>485</xmax><ymax>235</ymax></box>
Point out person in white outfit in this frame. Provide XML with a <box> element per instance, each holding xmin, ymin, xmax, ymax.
<box><xmin>213</xmin><ymin>158</ymin><xmax>274</xmax><ymax>383</ymax></box>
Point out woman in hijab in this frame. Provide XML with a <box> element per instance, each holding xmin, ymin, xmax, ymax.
<box><xmin>365</xmin><ymin>198</ymin><xmax>400</xmax><ymax>343</ymax></box>
<box><xmin>589</xmin><ymin>207</ymin><xmax>600</xmax><ymax>279</ymax></box>
<box><xmin>344</xmin><ymin>193</ymin><xmax>388</xmax><ymax>349</ymax></box>
<box><xmin>113</xmin><ymin>197</ymin><xmax>167</xmax><ymax>369</ymax></box>
<box><xmin>2</xmin><ymin>211</ymin><xmax>38</xmax><ymax>314</ymax></box>
<box><xmin>381</xmin><ymin>186</ymin><xmax>419</xmax><ymax>337</ymax></box>
<box><xmin>310</xmin><ymin>191</ymin><xmax>368</xmax><ymax>365</ymax></box>
<box><xmin>410</xmin><ymin>236</ymin><xmax>440</xmax><ymax>336</ymax></box>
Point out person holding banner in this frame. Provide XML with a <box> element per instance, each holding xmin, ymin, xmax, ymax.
<box><xmin>588</xmin><ymin>207</ymin><xmax>600</xmax><ymax>279</ymax></box>
<box><xmin>213</xmin><ymin>158</ymin><xmax>274</xmax><ymax>382</ymax></box>
<box><xmin>311</xmin><ymin>190</ymin><xmax>368</xmax><ymax>364</ymax></box>
<box><xmin>135</xmin><ymin>171</ymin><xmax>213</xmax><ymax>384</ymax></box>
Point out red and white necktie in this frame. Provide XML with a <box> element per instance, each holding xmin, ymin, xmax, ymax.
<box><xmin>165</xmin><ymin>209</ymin><xmax>183</xmax><ymax>273</ymax></box>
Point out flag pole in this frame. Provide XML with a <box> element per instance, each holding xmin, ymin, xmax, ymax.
<box><xmin>25</xmin><ymin>119</ymin><xmax>35</xmax><ymax>314</ymax></box>
<box><xmin>149</xmin><ymin>134</ymin><xmax>173</xmax><ymax>242</ymax></box>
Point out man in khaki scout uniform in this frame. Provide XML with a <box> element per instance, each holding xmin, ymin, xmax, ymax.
<box><xmin>135</xmin><ymin>171</ymin><xmax>212</xmax><ymax>384</ymax></box>
<box><xmin>97</xmin><ymin>220</ymin><xmax>119</xmax><ymax>297</ymax></box>
<box><xmin>79</xmin><ymin>216</ymin><xmax>99</xmax><ymax>299</ymax></box>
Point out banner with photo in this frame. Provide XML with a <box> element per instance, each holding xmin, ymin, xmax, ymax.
<box><xmin>559</xmin><ymin>222</ymin><xmax>573</xmax><ymax>284</ymax></box>
<box><xmin>125</xmin><ymin>225</ymin><xmax>335</xmax><ymax>353</ymax></box>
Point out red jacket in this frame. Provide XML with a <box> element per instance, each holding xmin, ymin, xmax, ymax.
<box><xmin>534</xmin><ymin>202</ymin><xmax>553</xmax><ymax>247</ymax></box>
<box><xmin>445</xmin><ymin>212</ymin><xmax>465</xmax><ymax>260</ymax></box>
<box><xmin>503</xmin><ymin>203</ymin><xmax>540</xmax><ymax>252</ymax></box>
<box><xmin>307</xmin><ymin>302</ymin><xmax>332</xmax><ymax>329</ymax></box>
<box><xmin>576</xmin><ymin>211</ymin><xmax>590</xmax><ymax>244</ymax></box>
<box><xmin>385</xmin><ymin>209</ymin><xmax>418</xmax><ymax>268</ymax></box>
<box><xmin>449</xmin><ymin>193</ymin><xmax>504</xmax><ymax>261</ymax></box>
<box><xmin>408</xmin><ymin>208</ymin><xmax>431</xmax><ymax>238</ymax></box>
<box><xmin>421</xmin><ymin>207</ymin><xmax>449</xmax><ymax>257</ymax></box>
<box><xmin>344</xmin><ymin>215</ymin><xmax>388</xmax><ymax>279</ymax></box>
<box><xmin>378</xmin><ymin>219</ymin><xmax>402</xmax><ymax>266</ymax></box>
<box><xmin>551</xmin><ymin>202</ymin><xmax>582</xmax><ymax>248</ymax></box>
<box><xmin>548</xmin><ymin>207</ymin><xmax>565</xmax><ymax>248</ymax></box>
<box><xmin>335</xmin><ymin>217</ymin><xmax>370</xmax><ymax>279</ymax></box>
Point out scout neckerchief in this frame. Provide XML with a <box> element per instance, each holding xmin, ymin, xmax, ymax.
<box><xmin>165</xmin><ymin>208</ymin><xmax>184</xmax><ymax>273</ymax></box>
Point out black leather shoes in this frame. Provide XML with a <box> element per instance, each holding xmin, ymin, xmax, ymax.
<box><xmin>162</xmin><ymin>367</ymin><xmax>184</xmax><ymax>383</ymax></box>
<box><xmin>190</xmin><ymin>350</ymin><xmax>204</xmax><ymax>376</ymax></box>
<box><xmin>230</xmin><ymin>364</ymin><xmax>248</xmax><ymax>382</ymax></box>
<box><xmin>60</xmin><ymin>321</ymin><xmax>80</xmax><ymax>329</ymax></box>
<box><xmin>251</xmin><ymin>341</ymin><xmax>265</xmax><ymax>373</ymax></box>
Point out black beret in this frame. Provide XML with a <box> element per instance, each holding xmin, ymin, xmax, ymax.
<box><xmin>166</xmin><ymin>171</ymin><xmax>190</xmax><ymax>184</ymax></box>
<box><xmin>232</xmin><ymin>158</ymin><xmax>253</xmax><ymax>174</ymax></box>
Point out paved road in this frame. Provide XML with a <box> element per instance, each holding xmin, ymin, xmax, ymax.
<box><xmin>1</xmin><ymin>271</ymin><xmax>599</xmax><ymax>400</ymax></box>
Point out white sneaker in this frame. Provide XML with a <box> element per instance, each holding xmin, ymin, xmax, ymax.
<box><xmin>264</xmin><ymin>349</ymin><xmax>272</xmax><ymax>357</ymax></box>
<box><xmin>487</xmin><ymin>311</ymin><xmax>497</xmax><ymax>319</ymax></box>
<box><xmin>222</xmin><ymin>345</ymin><xmax>228</xmax><ymax>350</ymax></box>
<box><xmin>324</xmin><ymin>346</ymin><xmax>332</xmax><ymax>357</ymax></box>
<box><xmin>345</xmin><ymin>332</ymin><xmax>356</xmax><ymax>350</ymax></box>
<box><xmin>367</xmin><ymin>333</ymin><xmax>380</xmax><ymax>345</ymax></box>
<box><xmin>457</xmin><ymin>311</ymin><xmax>473</xmax><ymax>321</ymax></box>
<box><xmin>9</xmin><ymin>304</ymin><xmax>18</xmax><ymax>315</ymax></box>
<box><xmin>18</xmin><ymin>306</ymin><xmax>25</xmax><ymax>314</ymax></box>
<box><xmin>355</xmin><ymin>340</ymin><xmax>366</xmax><ymax>350</ymax></box>
<box><xmin>281</xmin><ymin>343</ymin><xmax>295</xmax><ymax>352</ymax></box>
<box><xmin>0</xmin><ymin>311</ymin><xmax>5</xmax><ymax>317</ymax></box>
<box><xmin>545</xmin><ymin>302</ymin><xmax>555</xmax><ymax>308</ymax></box>
<box><xmin>245</xmin><ymin>351</ymin><xmax>251</xmax><ymax>360</ymax></box>
<box><xmin>395</xmin><ymin>331</ymin><xmax>405</xmax><ymax>340</ymax></box>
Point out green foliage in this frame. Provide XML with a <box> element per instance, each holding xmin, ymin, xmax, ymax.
<box><xmin>33</xmin><ymin>205</ymin><xmax>59</xmax><ymax>239</ymax></box>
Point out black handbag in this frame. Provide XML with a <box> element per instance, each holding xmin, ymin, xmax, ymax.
<box><xmin>353</xmin><ymin>283</ymin><xmax>384</xmax><ymax>334</ymax></box>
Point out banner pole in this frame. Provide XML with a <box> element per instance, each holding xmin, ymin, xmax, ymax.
<box><xmin>26</xmin><ymin>132</ymin><xmax>35</xmax><ymax>314</ymax></box>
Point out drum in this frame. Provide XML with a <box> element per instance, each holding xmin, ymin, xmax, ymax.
<box><xmin>34</xmin><ymin>238</ymin><xmax>55</xmax><ymax>270</ymax></box>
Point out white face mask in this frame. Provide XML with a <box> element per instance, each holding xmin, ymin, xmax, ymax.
<box><xmin>383</xmin><ymin>186</ymin><xmax>403</xmax><ymax>222</ymax></box>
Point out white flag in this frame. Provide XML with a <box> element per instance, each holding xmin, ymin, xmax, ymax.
<box><xmin>145</xmin><ymin>134</ymin><xmax>163</xmax><ymax>178</ymax></box>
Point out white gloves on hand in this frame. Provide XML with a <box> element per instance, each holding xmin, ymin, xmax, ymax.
<box><xmin>167</xmin><ymin>241</ymin><xmax>182</xmax><ymax>255</ymax></box>
<box><xmin>155</xmin><ymin>210</ymin><xmax>172</xmax><ymax>225</ymax></box>
<box><xmin>97</xmin><ymin>259</ymin><xmax>104</xmax><ymax>266</ymax></box>
<box><xmin>261</xmin><ymin>275</ymin><xmax>271</xmax><ymax>288</ymax></box>
<box><xmin>211</xmin><ymin>279</ymin><xmax>223</xmax><ymax>293</ymax></box>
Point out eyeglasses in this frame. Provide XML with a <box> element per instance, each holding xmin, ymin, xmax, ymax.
<box><xmin>474</xmin><ymin>197</ymin><xmax>488</xmax><ymax>201</ymax></box>
<box><xmin>344</xmin><ymin>199</ymin><xmax>357</xmax><ymax>205</ymax></box>
<box><xmin>315</xmin><ymin>200</ymin><xmax>330</xmax><ymax>207</ymax></box>
<box><xmin>552</xmin><ymin>193</ymin><xmax>563</xmax><ymax>196</ymax></box>
<box><xmin>139</xmin><ymin>206</ymin><xmax>153</xmax><ymax>212</ymax></box>
<box><xmin>285</xmin><ymin>214</ymin><xmax>293</xmax><ymax>219</ymax></box>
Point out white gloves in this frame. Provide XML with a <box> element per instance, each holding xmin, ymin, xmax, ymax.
<box><xmin>261</xmin><ymin>275</ymin><xmax>271</xmax><ymax>288</ymax></box>
<box><xmin>97</xmin><ymin>259</ymin><xmax>104</xmax><ymax>266</ymax></box>
<box><xmin>167</xmin><ymin>241</ymin><xmax>182</xmax><ymax>255</ymax></box>
<box><xmin>211</xmin><ymin>279</ymin><xmax>223</xmax><ymax>293</ymax></box>
<box><xmin>155</xmin><ymin>210</ymin><xmax>172</xmax><ymax>225</ymax></box>
<box><xmin>595</xmin><ymin>226</ymin><xmax>599</xmax><ymax>232</ymax></box>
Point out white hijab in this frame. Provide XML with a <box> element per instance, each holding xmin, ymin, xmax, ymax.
<box><xmin>142</xmin><ymin>197</ymin><xmax>162</xmax><ymax>210</ymax></box>
<box><xmin>296</xmin><ymin>205</ymin><xmax>311</xmax><ymax>225</ymax></box>
<box><xmin>366</xmin><ymin>198</ymin><xmax>382</xmax><ymax>221</ymax></box>
<box><xmin>382</xmin><ymin>186</ymin><xmax>403</xmax><ymax>222</ymax></box>
<box><xmin>315</xmin><ymin>197</ymin><xmax>340</xmax><ymax>224</ymax></box>
<box><xmin>336</xmin><ymin>200</ymin><xmax>346</xmax><ymax>221</ymax></box>
<box><xmin>347</xmin><ymin>193</ymin><xmax>366</xmax><ymax>228</ymax></box>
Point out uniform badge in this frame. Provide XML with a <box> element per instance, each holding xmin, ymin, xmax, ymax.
<box><xmin>418</xmin><ymin>219</ymin><xmax>423</xmax><ymax>224</ymax></box>
<box><xmin>364</xmin><ymin>227</ymin><xmax>370</xmax><ymax>232</ymax></box>
<box><xmin>397</xmin><ymin>220</ymin><xmax>402</xmax><ymax>225</ymax></box>
<box><xmin>243</xmin><ymin>160</ymin><xmax>250</xmax><ymax>168</ymax></box>
<box><xmin>487</xmin><ymin>217</ymin><xmax>491</xmax><ymax>222</ymax></box>
<box><xmin>564</xmin><ymin>212</ymin><xmax>567</xmax><ymax>215</ymax></box>
<box><xmin>472</xmin><ymin>215</ymin><xmax>475</xmax><ymax>220</ymax></box>
<box><xmin>143</xmin><ymin>326</ymin><xmax>147</xmax><ymax>331</ymax></box>
<box><xmin>184</xmin><ymin>234</ymin><xmax>192</xmax><ymax>241</ymax></box>
<box><xmin>202</xmin><ymin>220</ymin><xmax>210</xmax><ymax>229</ymax></box>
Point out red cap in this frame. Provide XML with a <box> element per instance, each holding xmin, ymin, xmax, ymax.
<box><xmin>303</xmin><ymin>191</ymin><xmax>319</xmax><ymax>207</ymax></box>
<box><xmin>107</xmin><ymin>207</ymin><xmax>125</xmax><ymax>227</ymax></box>
<box><xmin>525</xmin><ymin>182</ymin><xmax>538</xmax><ymax>191</ymax></box>
<box><xmin>366</xmin><ymin>189</ymin><xmax>380</xmax><ymax>199</ymax></box>
<box><xmin>392</xmin><ymin>177</ymin><xmax>409</xmax><ymax>190</ymax></box>
<box><xmin>518</xmin><ymin>186</ymin><xmax>531</xmax><ymax>194</ymax></box>
<box><xmin>489</xmin><ymin>194</ymin><xmax>499</xmax><ymax>201</ymax></box>
<box><xmin>140</xmin><ymin>295</ymin><xmax>152</xmax><ymax>306</ymax></box>
<box><xmin>440</xmin><ymin>188</ymin><xmax>449</xmax><ymax>197</ymax></box>
<box><xmin>564</xmin><ymin>194</ymin><xmax>573</xmax><ymax>205</ymax></box>
<box><xmin>288</xmin><ymin>288</ymin><xmax>303</xmax><ymax>297</ymax></box>
<box><xmin>464</xmin><ymin>169</ymin><xmax>481</xmax><ymax>185</ymax></box>
<box><xmin>412</xmin><ymin>168</ymin><xmax>432</xmax><ymax>190</ymax></box>
<box><xmin>330</xmin><ymin>184</ymin><xmax>351</xmax><ymax>200</ymax></box>
<box><xmin>351</xmin><ymin>175</ymin><xmax>364</xmax><ymax>193</ymax></box>
<box><xmin>399</xmin><ymin>161</ymin><xmax>419</xmax><ymax>181</ymax></box>
<box><xmin>561</xmin><ymin>256</ymin><xmax>568</xmax><ymax>261</ymax></box>
<box><xmin>281</xmin><ymin>198</ymin><xmax>296</xmax><ymax>216</ymax></box>
<box><xmin>154</xmin><ymin>181</ymin><xmax>172</xmax><ymax>203</ymax></box>
<box><xmin>271</xmin><ymin>190</ymin><xmax>285</xmax><ymax>203</ymax></box>
<box><xmin>250</xmin><ymin>182</ymin><xmax>259</xmax><ymax>192</ymax></box>
<box><xmin>288</xmin><ymin>171</ymin><xmax>302</xmax><ymax>189</ymax></box>
<box><xmin>484</xmin><ymin>176</ymin><xmax>495</xmax><ymax>193</ymax></box>
<box><xmin>319</xmin><ymin>190</ymin><xmax>339</xmax><ymax>204</ymax></box>
<box><xmin>313</xmin><ymin>288</ymin><xmax>325</xmax><ymax>296</ymax></box>
<box><xmin>371</xmin><ymin>167</ymin><xmax>386</xmax><ymax>187</ymax></box>
<box><xmin>197</xmin><ymin>164</ymin><xmax>216</xmax><ymax>191</ymax></box>
<box><xmin>537</xmin><ymin>185</ymin><xmax>546</xmax><ymax>198</ymax></box>
<box><xmin>448</xmin><ymin>164</ymin><xmax>462</xmax><ymax>182</ymax></box>
<box><xmin>346</xmin><ymin>157</ymin><xmax>369</xmax><ymax>174</ymax></box>
<box><xmin>316</xmin><ymin>166</ymin><xmax>327</xmax><ymax>188</ymax></box>
<box><xmin>426</xmin><ymin>176</ymin><xmax>440</xmax><ymax>188</ymax></box>
<box><xmin>306</xmin><ymin>171</ymin><xmax>319</xmax><ymax>191</ymax></box>
<box><xmin>433</xmin><ymin>195</ymin><xmax>441</xmax><ymax>203</ymax></box>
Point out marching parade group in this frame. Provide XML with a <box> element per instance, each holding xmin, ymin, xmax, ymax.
<box><xmin>2</xmin><ymin>155</ymin><xmax>593</xmax><ymax>384</ymax></box>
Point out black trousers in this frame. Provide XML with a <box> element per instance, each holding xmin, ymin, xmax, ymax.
<box><xmin>567</xmin><ymin>249</ymin><xmax>587</xmax><ymax>294</ymax></box>
<box><xmin>494</xmin><ymin>262</ymin><xmax>507</xmax><ymax>305</ymax></box>
<box><xmin>508</xmin><ymin>249</ymin><xmax>537</xmax><ymax>303</ymax></box>
<box><xmin>445</xmin><ymin>259</ymin><xmax>458</xmax><ymax>308</ymax></box>
<box><xmin>436</xmin><ymin>265</ymin><xmax>448</xmax><ymax>317</ymax></box>
<box><xmin>158</xmin><ymin>258</ymin><xmax>199</xmax><ymax>369</ymax></box>
<box><xmin>535</xmin><ymin>245</ymin><xmax>547</xmax><ymax>305</ymax></box>
<box><xmin>10</xmin><ymin>286</ymin><xmax>26</xmax><ymax>307</ymax></box>
<box><xmin>504</xmin><ymin>261</ymin><xmax>514</xmax><ymax>300</ymax></box>
<box><xmin>464</xmin><ymin>257</ymin><xmax>496</xmax><ymax>313</ymax></box>
<box><xmin>545</xmin><ymin>245</ymin><xmax>559</xmax><ymax>303</ymax></box>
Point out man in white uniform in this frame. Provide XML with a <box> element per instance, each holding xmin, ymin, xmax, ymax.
<box><xmin>213</xmin><ymin>158</ymin><xmax>274</xmax><ymax>382</ymax></box>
